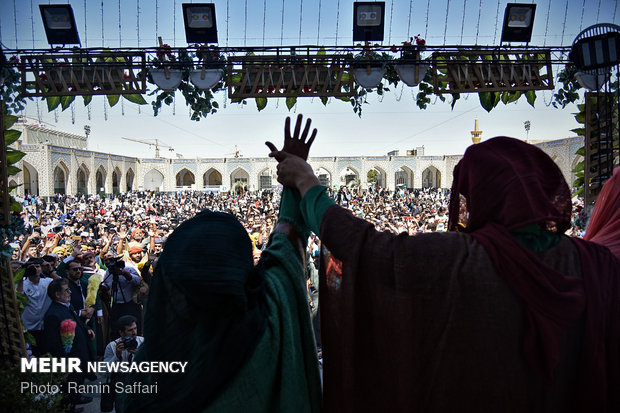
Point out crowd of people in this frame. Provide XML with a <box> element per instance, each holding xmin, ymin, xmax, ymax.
<box><xmin>10</xmin><ymin>114</ymin><xmax>611</xmax><ymax>412</ymax></box>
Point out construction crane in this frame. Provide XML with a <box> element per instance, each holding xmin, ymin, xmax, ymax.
<box><xmin>225</xmin><ymin>145</ymin><xmax>243</xmax><ymax>158</ymax></box>
<box><xmin>121</xmin><ymin>137</ymin><xmax>174</xmax><ymax>158</ymax></box>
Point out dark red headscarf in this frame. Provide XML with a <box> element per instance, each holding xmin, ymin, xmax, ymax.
<box><xmin>449</xmin><ymin>137</ymin><xmax>620</xmax><ymax>410</ymax></box>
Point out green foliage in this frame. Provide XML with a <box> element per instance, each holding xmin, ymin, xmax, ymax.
<box><xmin>367</xmin><ymin>169</ymin><xmax>378</xmax><ymax>183</ymax></box>
<box><xmin>1</xmin><ymin>54</ymin><xmax>30</xmax><ymax>113</ymax></box>
<box><xmin>0</xmin><ymin>365</ymin><xmax>67</xmax><ymax>412</ymax></box>
<box><xmin>552</xmin><ymin>65</ymin><xmax>583</xmax><ymax>109</ymax></box>
<box><xmin>123</xmin><ymin>94</ymin><xmax>147</xmax><ymax>105</ymax></box>
<box><xmin>286</xmin><ymin>96</ymin><xmax>297</xmax><ymax>111</ymax></box>
<box><xmin>1</xmin><ymin>106</ymin><xmax>26</xmax><ymax>256</ymax></box>
<box><xmin>107</xmin><ymin>94</ymin><xmax>120</xmax><ymax>107</ymax></box>
<box><xmin>255</xmin><ymin>97</ymin><xmax>267</xmax><ymax>111</ymax></box>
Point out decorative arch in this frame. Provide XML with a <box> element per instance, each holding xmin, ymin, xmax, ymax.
<box><xmin>22</xmin><ymin>160</ymin><xmax>39</xmax><ymax>196</ymax></box>
<box><xmin>258</xmin><ymin>167</ymin><xmax>273</xmax><ymax>190</ymax></box>
<box><xmin>53</xmin><ymin>161</ymin><xmax>69</xmax><ymax>195</ymax></box>
<box><xmin>339</xmin><ymin>165</ymin><xmax>360</xmax><ymax>187</ymax></box>
<box><xmin>126</xmin><ymin>168</ymin><xmax>135</xmax><ymax>192</ymax></box>
<box><xmin>96</xmin><ymin>165</ymin><xmax>107</xmax><ymax>196</ymax></box>
<box><xmin>203</xmin><ymin>168</ymin><xmax>222</xmax><ymax>187</ymax></box>
<box><xmin>144</xmin><ymin>169</ymin><xmax>165</xmax><ymax>191</ymax></box>
<box><xmin>367</xmin><ymin>165</ymin><xmax>387</xmax><ymax>188</ymax></box>
<box><xmin>112</xmin><ymin>167</ymin><xmax>121</xmax><ymax>194</ymax></box>
<box><xmin>230</xmin><ymin>167</ymin><xmax>250</xmax><ymax>194</ymax></box>
<box><xmin>422</xmin><ymin>166</ymin><xmax>441</xmax><ymax>189</ymax></box>
<box><xmin>395</xmin><ymin>165</ymin><xmax>414</xmax><ymax>189</ymax></box>
<box><xmin>8</xmin><ymin>179</ymin><xmax>17</xmax><ymax>196</ymax></box>
<box><xmin>315</xmin><ymin>167</ymin><xmax>332</xmax><ymax>187</ymax></box>
<box><xmin>569</xmin><ymin>154</ymin><xmax>583</xmax><ymax>186</ymax></box>
<box><xmin>176</xmin><ymin>168</ymin><xmax>195</xmax><ymax>187</ymax></box>
<box><xmin>76</xmin><ymin>163</ymin><xmax>89</xmax><ymax>195</ymax></box>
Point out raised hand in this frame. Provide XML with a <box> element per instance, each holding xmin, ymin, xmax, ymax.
<box><xmin>265</xmin><ymin>114</ymin><xmax>317</xmax><ymax>161</ymax></box>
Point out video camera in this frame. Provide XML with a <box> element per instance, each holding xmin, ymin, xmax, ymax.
<box><xmin>107</xmin><ymin>255</ymin><xmax>125</xmax><ymax>274</ymax></box>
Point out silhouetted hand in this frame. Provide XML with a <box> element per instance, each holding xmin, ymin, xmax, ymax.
<box><xmin>265</xmin><ymin>114</ymin><xmax>317</xmax><ymax>161</ymax></box>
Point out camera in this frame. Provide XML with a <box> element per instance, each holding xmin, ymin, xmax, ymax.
<box><xmin>121</xmin><ymin>336</ymin><xmax>138</xmax><ymax>351</ymax></box>
<box><xmin>107</xmin><ymin>256</ymin><xmax>125</xmax><ymax>274</ymax></box>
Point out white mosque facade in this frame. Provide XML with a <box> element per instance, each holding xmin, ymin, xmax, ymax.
<box><xmin>11</xmin><ymin>122</ymin><xmax>584</xmax><ymax>198</ymax></box>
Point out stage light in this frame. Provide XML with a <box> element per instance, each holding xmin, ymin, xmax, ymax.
<box><xmin>40</xmin><ymin>5</ymin><xmax>80</xmax><ymax>46</ymax></box>
<box><xmin>571</xmin><ymin>30</ymin><xmax>620</xmax><ymax>71</ymax></box>
<box><xmin>353</xmin><ymin>2</ymin><xmax>385</xmax><ymax>42</ymax></box>
<box><xmin>182</xmin><ymin>3</ymin><xmax>218</xmax><ymax>44</ymax></box>
<box><xmin>500</xmin><ymin>3</ymin><xmax>536</xmax><ymax>43</ymax></box>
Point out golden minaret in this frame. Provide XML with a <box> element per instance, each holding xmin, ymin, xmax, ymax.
<box><xmin>471</xmin><ymin>119</ymin><xmax>483</xmax><ymax>144</ymax></box>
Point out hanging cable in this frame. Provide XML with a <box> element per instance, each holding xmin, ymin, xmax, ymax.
<box><xmin>475</xmin><ymin>0</ymin><xmax>482</xmax><ymax>44</ymax></box>
<box><xmin>155</xmin><ymin>0</ymin><xmax>159</xmax><ymax>41</ymax></box>
<box><xmin>424</xmin><ymin>0</ymin><xmax>431</xmax><ymax>39</ymax></box>
<box><xmin>101</xmin><ymin>1</ymin><xmax>105</xmax><ymax>45</ymax></box>
<box><xmin>388</xmin><ymin>0</ymin><xmax>394</xmax><ymax>44</ymax></box>
<box><xmin>317</xmin><ymin>0</ymin><xmax>322</xmax><ymax>44</ymax></box>
<box><xmin>83</xmin><ymin>0</ymin><xmax>87</xmax><ymax>47</ymax></box>
<box><xmin>460</xmin><ymin>0</ymin><xmax>467</xmax><ymax>44</ymax></box>
<box><xmin>579</xmin><ymin>0</ymin><xmax>586</xmax><ymax>32</ymax></box>
<box><xmin>137</xmin><ymin>0</ymin><xmax>141</xmax><ymax>114</ymax></box>
<box><xmin>13</xmin><ymin>0</ymin><xmax>18</xmax><ymax>47</ymax></box>
<box><xmin>614</xmin><ymin>0</ymin><xmax>618</xmax><ymax>22</ymax></box>
<box><xmin>280</xmin><ymin>0</ymin><xmax>285</xmax><ymax>46</ymax></box>
<box><xmin>335</xmin><ymin>0</ymin><xmax>341</xmax><ymax>45</ymax></box>
<box><xmin>596</xmin><ymin>0</ymin><xmax>602</xmax><ymax>22</ymax></box>
<box><xmin>136</xmin><ymin>0</ymin><xmax>140</xmax><ymax>46</ymax></box>
<box><xmin>244</xmin><ymin>0</ymin><xmax>248</xmax><ymax>47</ymax></box>
<box><xmin>263</xmin><ymin>0</ymin><xmax>267</xmax><ymax>46</ymax></box>
<box><xmin>31</xmin><ymin>0</ymin><xmax>35</xmax><ymax>47</ymax></box>
<box><xmin>173</xmin><ymin>0</ymin><xmax>176</xmax><ymax>46</ymax></box>
<box><xmin>395</xmin><ymin>83</ymin><xmax>405</xmax><ymax>102</ymax></box>
<box><xmin>560</xmin><ymin>0</ymin><xmax>569</xmax><ymax>45</ymax></box>
<box><xmin>543</xmin><ymin>0</ymin><xmax>552</xmax><ymax>47</ymax></box>
<box><xmin>118</xmin><ymin>0</ymin><xmax>122</xmax><ymax>48</ymax></box>
<box><xmin>226</xmin><ymin>0</ymin><xmax>230</xmax><ymax>46</ymax></box>
<box><xmin>407</xmin><ymin>0</ymin><xmax>413</xmax><ymax>38</ymax></box>
<box><xmin>493</xmin><ymin>0</ymin><xmax>501</xmax><ymax>44</ymax></box>
<box><xmin>443</xmin><ymin>0</ymin><xmax>451</xmax><ymax>45</ymax></box>
<box><xmin>299</xmin><ymin>0</ymin><xmax>304</xmax><ymax>44</ymax></box>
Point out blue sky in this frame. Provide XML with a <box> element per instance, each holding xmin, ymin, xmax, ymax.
<box><xmin>1</xmin><ymin>0</ymin><xmax>618</xmax><ymax>158</ymax></box>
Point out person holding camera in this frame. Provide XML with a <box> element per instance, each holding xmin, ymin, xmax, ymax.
<box><xmin>101</xmin><ymin>253</ymin><xmax>142</xmax><ymax>340</ymax></box>
<box><xmin>102</xmin><ymin>315</ymin><xmax>144</xmax><ymax>413</ymax></box>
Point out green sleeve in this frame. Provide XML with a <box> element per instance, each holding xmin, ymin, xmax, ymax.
<box><xmin>277</xmin><ymin>187</ymin><xmax>309</xmax><ymax>241</ymax></box>
<box><xmin>300</xmin><ymin>185</ymin><xmax>335</xmax><ymax>235</ymax></box>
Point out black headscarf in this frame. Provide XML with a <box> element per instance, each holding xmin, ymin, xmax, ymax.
<box><xmin>128</xmin><ymin>210</ymin><xmax>268</xmax><ymax>412</ymax></box>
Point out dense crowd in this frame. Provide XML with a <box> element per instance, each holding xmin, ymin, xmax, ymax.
<box><xmin>10</xmin><ymin>185</ymin><xmax>587</xmax><ymax>267</ymax></box>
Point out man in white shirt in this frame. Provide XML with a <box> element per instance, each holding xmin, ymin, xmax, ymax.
<box><xmin>21</xmin><ymin>258</ymin><xmax>54</xmax><ymax>356</ymax></box>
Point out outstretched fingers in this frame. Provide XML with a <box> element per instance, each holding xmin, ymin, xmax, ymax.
<box><xmin>293</xmin><ymin>114</ymin><xmax>303</xmax><ymax>140</ymax></box>
<box><xmin>307</xmin><ymin>128</ymin><xmax>317</xmax><ymax>147</ymax></box>
<box><xmin>284</xmin><ymin>116</ymin><xmax>292</xmax><ymax>140</ymax></box>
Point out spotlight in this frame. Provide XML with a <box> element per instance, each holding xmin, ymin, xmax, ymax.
<box><xmin>353</xmin><ymin>2</ymin><xmax>385</xmax><ymax>42</ymax></box>
<box><xmin>40</xmin><ymin>5</ymin><xmax>80</xmax><ymax>46</ymax></box>
<box><xmin>500</xmin><ymin>3</ymin><xmax>536</xmax><ymax>43</ymax></box>
<box><xmin>182</xmin><ymin>3</ymin><xmax>218</xmax><ymax>44</ymax></box>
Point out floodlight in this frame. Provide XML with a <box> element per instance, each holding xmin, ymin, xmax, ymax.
<box><xmin>40</xmin><ymin>5</ymin><xmax>80</xmax><ymax>46</ymax></box>
<box><xmin>182</xmin><ymin>3</ymin><xmax>218</xmax><ymax>44</ymax></box>
<box><xmin>353</xmin><ymin>2</ymin><xmax>385</xmax><ymax>42</ymax></box>
<box><xmin>500</xmin><ymin>3</ymin><xmax>536</xmax><ymax>43</ymax></box>
<box><xmin>571</xmin><ymin>30</ymin><xmax>620</xmax><ymax>71</ymax></box>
